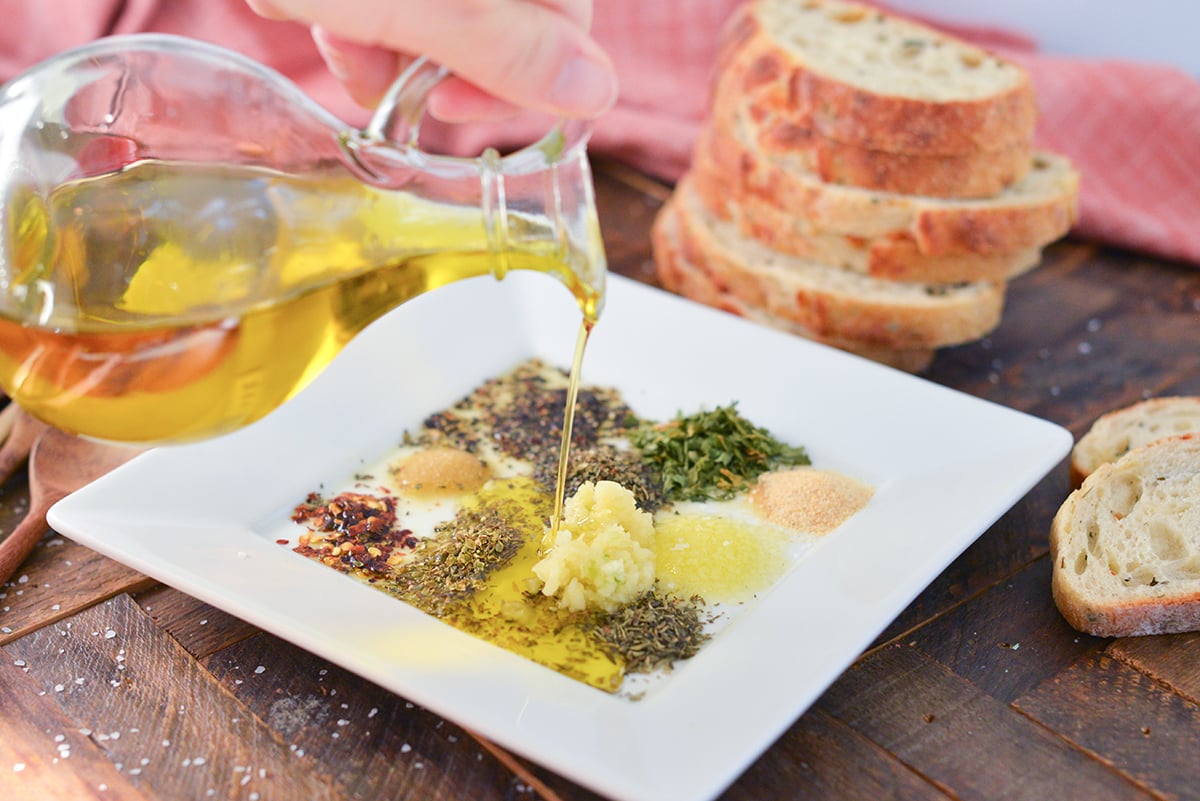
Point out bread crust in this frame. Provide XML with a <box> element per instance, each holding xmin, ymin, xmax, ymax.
<box><xmin>1050</xmin><ymin>433</ymin><xmax>1200</xmax><ymax>637</ymax></box>
<box><xmin>658</xmin><ymin>187</ymin><xmax>1004</xmax><ymax>349</ymax></box>
<box><xmin>698</xmin><ymin>103</ymin><xmax>1079</xmax><ymax>255</ymax></box>
<box><xmin>688</xmin><ymin>152</ymin><xmax>1044</xmax><ymax>283</ymax></box>
<box><xmin>1069</xmin><ymin>396</ymin><xmax>1200</xmax><ymax>487</ymax></box>
<box><xmin>715</xmin><ymin>0</ymin><xmax>1038</xmax><ymax>156</ymax></box>
<box><xmin>651</xmin><ymin>206</ymin><xmax>935</xmax><ymax>373</ymax></box>
<box><xmin>743</xmin><ymin>92</ymin><xmax>1031</xmax><ymax>198</ymax></box>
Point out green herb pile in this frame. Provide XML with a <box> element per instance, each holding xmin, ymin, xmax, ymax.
<box><xmin>630</xmin><ymin>403</ymin><xmax>810</xmax><ymax>502</ymax></box>
<box><xmin>383</xmin><ymin>503</ymin><xmax>527</xmax><ymax>617</ymax></box>
<box><xmin>588</xmin><ymin>592</ymin><xmax>711</xmax><ymax>674</ymax></box>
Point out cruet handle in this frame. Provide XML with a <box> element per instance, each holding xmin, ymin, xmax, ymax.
<box><xmin>363</xmin><ymin>57</ymin><xmax>449</xmax><ymax>147</ymax></box>
<box><xmin>343</xmin><ymin>54</ymin><xmax>607</xmax><ymax>324</ymax></box>
<box><xmin>358</xmin><ymin>56</ymin><xmax>592</xmax><ymax>166</ymax></box>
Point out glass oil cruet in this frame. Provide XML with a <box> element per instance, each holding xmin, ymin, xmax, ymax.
<box><xmin>0</xmin><ymin>33</ymin><xmax>606</xmax><ymax>445</ymax></box>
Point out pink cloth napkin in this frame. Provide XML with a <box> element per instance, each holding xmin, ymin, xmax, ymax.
<box><xmin>2</xmin><ymin>0</ymin><xmax>1198</xmax><ymax>265</ymax></box>
<box><xmin>885</xmin><ymin>11</ymin><xmax>1200</xmax><ymax>268</ymax></box>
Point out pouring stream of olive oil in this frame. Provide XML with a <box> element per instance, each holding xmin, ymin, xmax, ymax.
<box><xmin>0</xmin><ymin>158</ymin><xmax>603</xmax><ymax>531</ymax></box>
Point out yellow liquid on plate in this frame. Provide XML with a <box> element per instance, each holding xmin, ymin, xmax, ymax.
<box><xmin>421</xmin><ymin>478</ymin><xmax>623</xmax><ymax>692</ymax></box>
<box><xmin>7</xmin><ymin>160</ymin><xmax>613</xmax><ymax>684</ymax></box>
<box><xmin>654</xmin><ymin>514</ymin><xmax>791</xmax><ymax>604</ymax></box>
<box><xmin>0</xmin><ymin>160</ymin><xmax>601</xmax><ymax>444</ymax></box>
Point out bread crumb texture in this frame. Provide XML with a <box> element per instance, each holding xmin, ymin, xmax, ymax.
<box><xmin>1071</xmin><ymin>396</ymin><xmax>1200</xmax><ymax>484</ymax></box>
<box><xmin>750</xmin><ymin>467</ymin><xmax>874</xmax><ymax>533</ymax></box>
<box><xmin>533</xmin><ymin>481</ymin><xmax>656</xmax><ymax>612</ymax></box>
<box><xmin>1051</xmin><ymin>433</ymin><xmax>1200</xmax><ymax>637</ymax></box>
<box><xmin>762</xmin><ymin>0</ymin><xmax>1023</xmax><ymax>101</ymax></box>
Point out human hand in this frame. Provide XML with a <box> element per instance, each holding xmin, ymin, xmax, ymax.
<box><xmin>246</xmin><ymin>0</ymin><xmax>617</xmax><ymax>121</ymax></box>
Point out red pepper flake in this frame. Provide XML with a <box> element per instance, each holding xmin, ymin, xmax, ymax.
<box><xmin>290</xmin><ymin>491</ymin><xmax>416</xmax><ymax>577</ymax></box>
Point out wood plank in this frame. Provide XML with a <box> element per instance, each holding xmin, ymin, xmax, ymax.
<box><xmin>816</xmin><ymin>643</ymin><xmax>1152</xmax><ymax>800</ymax></box>
<box><xmin>0</xmin><ymin>443</ymin><xmax>153</xmax><ymax>646</ymax></box>
<box><xmin>1108</xmin><ymin>633</ymin><xmax>1200</xmax><ymax>707</ymax></box>
<box><xmin>925</xmin><ymin>242</ymin><xmax>1116</xmax><ymax>394</ymax></box>
<box><xmin>1162</xmin><ymin>370</ymin><xmax>1200</xmax><ymax>396</ymax></box>
<box><xmin>1014</xmin><ymin>652</ymin><xmax>1200</xmax><ymax>801</ymax></box>
<box><xmin>716</xmin><ymin>709</ymin><xmax>952</xmax><ymax>801</ymax></box>
<box><xmin>4</xmin><ymin>594</ymin><xmax>348</xmax><ymax>801</ymax></box>
<box><xmin>132</xmin><ymin>585</ymin><xmax>259</xmax><ymax>661</ymax></box>
<box><xmin>0</xmin><ymin>538</ymin><xmax>155</xmax><ymax>646</ymax></box>
<box><xmin>202</xmin><ymin>632</ymin><xmax>527</xmax><ymax>801</ymax></box>
<box><xmin>1019</xmin><ymin>309</ymin><xmax>1200</xmax><ymax>430</ymax></box>
<box><xmin>531</xmin><ymin>704</ymin><xmax>954</xmax><ymax>801</ymax></box>
<box><xmin>875</xmin><ymin>469</ymin><xmax>1070</xmax><ymax>646</ymax></box>
<box><xmin>1</xmin><ymin>642</ymin><xmax>150</xmax><ymax>801</ymax></box>
<box><xmin>905</xmin><ymin>556</ymin><xmax>1107</xmax><ymax>704</ymax></box>
<box><xmin>928</xmin><ymin>246</ymin><xmax>1200</xmax><ymax>433</ymax></box>
<box><xmin>593</xmin><ymin>159</ymin><xmax>667</xmax><ymax>283</ymax></box>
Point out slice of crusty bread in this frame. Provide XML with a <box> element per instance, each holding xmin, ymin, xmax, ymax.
<box><xmin>737</xmin><ymin>88</ymin><xmax>1032</xmax><ymax>198</ymax></box>
<box><xmin>698</xmin><ymin>105</ymin><xmax>1080</xmax><ymax>256</ymax></box>
<box><xmin>716</xmin><ymin>0</ymin><xmax>1037</xmax><ymax>156</ymax></box>
<box><xmin>652</xmin><ymin>208</ymin><xmax>935</xmax><ymax>373</ymax></box>
<box><xmin>687</xmin><ymin>152</ymin><xmax>1044</xmax><ymax>283</ymax></box>
<box><xmin>1070</xmin><ymin>397</ymin><xmax>1200</xmax><ymax>487</ymax></box>
<box><xmin>659</xmin><ymin>179</ymin><xmax>1004</xmax><ymax>350</ymax></box>
<box><xmin>1050</xmin><ymin>433</ymin><xmax>1200</xmax><ymax>637</ymax></box>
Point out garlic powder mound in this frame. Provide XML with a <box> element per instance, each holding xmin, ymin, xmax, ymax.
<box><xmin>532</xmin><ymin>480</ymin><xmax>656</xmax><ymax>612</ymax></box>
<box><xmin>750</xmin><ymin>467</ymin><xmax>873</xmax><ymax>534</ymax></box>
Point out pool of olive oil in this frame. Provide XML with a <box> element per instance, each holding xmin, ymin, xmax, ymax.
<box><xmin>435</xmin><ymin>478</ymin><xmax>623</xmax><ymax>693</ymax></box>
<box><xmin>0</xmin><ymin>160</ymin><xmax>601</xmax><ymax>443</ymax></box>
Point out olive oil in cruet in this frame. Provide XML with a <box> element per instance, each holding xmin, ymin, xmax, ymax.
<box><xmin>0</xmin><ymin>36</ymin><xmax>606</xmax><ymax>449</ymax></box>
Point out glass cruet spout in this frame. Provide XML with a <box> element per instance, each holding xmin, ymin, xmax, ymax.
<box><xmin>0</xmin><ymin>33</ymin><xmax>607</xmax><ymax>445</ymax></box>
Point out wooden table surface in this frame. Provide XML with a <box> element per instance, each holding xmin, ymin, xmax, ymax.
<box><xmin>3</xmin><ymin>161</ymin><xmax>1200</xmax><ymax>801</ymax></box>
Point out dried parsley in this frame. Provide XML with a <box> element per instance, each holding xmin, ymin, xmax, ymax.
<box><xmin>630</xmin><ymin>403</ymin><xmax>810</xmax><ymax>502</ymax></box>
<box><xmin>587</xmin><ymin>592</ymin><xmax>710</xmax><ymax>674</ymax></box>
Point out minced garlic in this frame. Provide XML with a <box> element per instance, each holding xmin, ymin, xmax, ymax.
<box><xmin>532</xmin><ymin>480</ymin><xmax>655</xmax><ymax>612</ymax></box>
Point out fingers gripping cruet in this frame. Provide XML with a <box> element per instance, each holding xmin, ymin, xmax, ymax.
<box><xmin>0</xmin><ymin>34</ymin><xmax>606</xmax><ymax>444</ymax></box>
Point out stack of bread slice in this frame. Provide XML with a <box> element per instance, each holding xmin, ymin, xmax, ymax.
<box><xmin>651</xmin><ymin>0</ymin><xmax>1080</xmax><ymax>372</ymax></box>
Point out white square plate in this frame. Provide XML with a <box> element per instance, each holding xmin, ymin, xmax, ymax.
<box><xmin>49</xmin><ymin>273</ymin><xmax>1071</xmax><ymax>801</ymax></box>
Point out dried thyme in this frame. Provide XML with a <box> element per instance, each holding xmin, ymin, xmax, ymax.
<box><xmin>630</xmin><ymin>403</ymin><xmax>810</xmax><ymax>502</ymax></box>
<box><xmin>588</xmin><ymin>592</ymin><xmax>711</xmax><ymax>674</ymax></box>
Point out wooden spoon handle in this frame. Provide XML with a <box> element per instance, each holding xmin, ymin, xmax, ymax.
<box><xmin>0</xmin><ymin>504</ymin><xmax>50</xmax><ymax>586</ymax></box>
<box><xmin>0</xmin><ymin>407</ymin><xmax>49</xmax><ymax>486</ymax></box>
